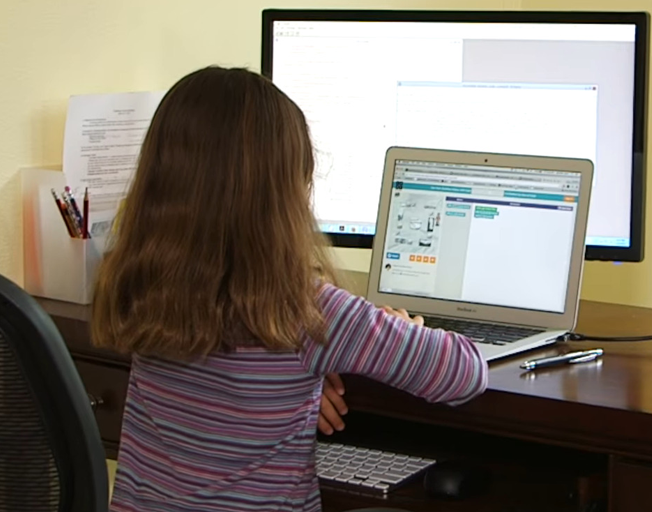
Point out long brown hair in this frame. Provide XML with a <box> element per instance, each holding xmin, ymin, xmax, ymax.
<box><xmin>91</xmin><ymin>66</ymin><xmax>338</xmax><ymax>358</ymax></box>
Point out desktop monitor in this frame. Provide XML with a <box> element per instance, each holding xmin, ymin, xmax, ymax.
<box><xmin>261</xmin><ymin>10</ymin><xmax>649</xmax><ymax>262</ymax></box>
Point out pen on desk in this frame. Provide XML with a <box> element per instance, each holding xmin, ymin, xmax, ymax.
<box><xmin>51</xmin><ymin>189</ymin><xmax>76</xmax><ymax>238</ymax></box>
<box><xmin>520</xmin><ymin>349</ymin><xmax>604</xmax><ymax>370</ymax></box>
<box><xmin>82</xmin><ymin>187</ymin><xmax>90</xmax><ymax>239</ymax></box>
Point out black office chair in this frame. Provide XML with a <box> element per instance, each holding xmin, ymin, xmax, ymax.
<box><xmin>0</xmin><ymin>274</ymin><xmax>108</xmax><ymax>512</ymax></box>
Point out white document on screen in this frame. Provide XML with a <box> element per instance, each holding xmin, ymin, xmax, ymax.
<box><xmin>62</xmin><ymin>90</ymin><xmax>165</xmax><ymax>211</ymax></box>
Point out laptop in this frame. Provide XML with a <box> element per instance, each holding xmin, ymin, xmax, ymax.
<box><xmin>367</xmin><ymin>147</ymin><xmax>593</xmax><ymax>362</ymax></box>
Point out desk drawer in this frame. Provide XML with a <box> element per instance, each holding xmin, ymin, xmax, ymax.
<box><xmin>611</xmin><ymin>458</ymin><xmax>652</xmax><ymax>512</ymax></box>
<box><xmin>74</xmin><ymin>359</ymin><xmax>130</xmax><ymax>453</ymax></box>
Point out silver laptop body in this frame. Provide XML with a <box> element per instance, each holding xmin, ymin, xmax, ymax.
<box><xmin>366</xmin><ymin>147</ymin><xmax>593</xmax><ymax>362</ymax></box>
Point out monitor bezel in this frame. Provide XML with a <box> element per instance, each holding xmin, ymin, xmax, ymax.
<box><xmin>261</xmin><ymin>9</ymin><xmax>649</xmax><ymax>262</ymax></box>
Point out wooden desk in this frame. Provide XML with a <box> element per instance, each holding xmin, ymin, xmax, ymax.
<box><xmin>37</xmin><ymin>297</ymin><xmax>652</xmax><ymax>512</ymax></box>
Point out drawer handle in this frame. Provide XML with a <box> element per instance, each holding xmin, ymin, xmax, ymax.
<box><xmin>88</xmin><ymin>394</ymin><xmax>105</xmax><ymax>411</ymax></box>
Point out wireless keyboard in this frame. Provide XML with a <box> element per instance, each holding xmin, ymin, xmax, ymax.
<box><xmin>316</xmin><ymin>442</ymin><xmax>436</xmax><ymax>494</ymax></box>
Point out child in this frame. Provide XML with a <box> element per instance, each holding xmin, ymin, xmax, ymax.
<box><xmin>92</xmin><ymin>66</ymin><xmax>488</xmax><ymax>512</ymax></box>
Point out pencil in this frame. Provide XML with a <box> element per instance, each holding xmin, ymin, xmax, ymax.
<box><xmin>51</xmin><ymin>188</ymin><xmax>75</xmax><ymax>238</ymax></box>
<box><xmin>83</xmin><ymin>187</ymin><xmax>90</xmax><ymax>239</ymax></box>
<box><xmin>64</xmin><ymin>186</ymin><xmax>84</xmax><ymax>234</ymax></box>
<box><xmin>62</xmin><ymin>189</ymin><xmax>82</xmax><ymax>238</ymax></box>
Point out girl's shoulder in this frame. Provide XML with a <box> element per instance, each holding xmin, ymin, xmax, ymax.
<box><xmin>316</xmin><ymin>282</ymin><xmax>360</xmax><ymax>308</ymax></box>
<box><xmin>315</xmin><ymin>281</ymin><xmax>373</xmax><ymax>324</ymax></box>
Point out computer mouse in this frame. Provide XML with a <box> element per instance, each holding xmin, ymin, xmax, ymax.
<box><xmin>423</xmin><ymin>460</ymin><xmax>491</xmax><ymax>500</ymax></box>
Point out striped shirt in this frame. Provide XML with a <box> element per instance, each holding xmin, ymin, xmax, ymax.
<box><xmin>110</xmin><ymin>283</ymin><xmax>488</xmax><ymax>512</ymax></box>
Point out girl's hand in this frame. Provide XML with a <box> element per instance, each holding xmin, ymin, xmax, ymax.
<box><xmin>318</xmin><ymin>373</ymin><xmax>347</xmax><ymax>435</ymax></box>
<box><xmin>382</xmin><ymin>306</ymin><xmax>424</xmax><ymax>327</ymax></box>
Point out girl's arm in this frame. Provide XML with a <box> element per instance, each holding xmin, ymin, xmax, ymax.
<box><xmin>299</xmin><ymin>284</ymin><xmax>488</xmax><ymax>405</ymax></box>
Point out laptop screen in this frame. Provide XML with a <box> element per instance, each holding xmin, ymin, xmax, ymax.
<box><xmin>378</xmin><ymin>159</ymin><xmax>582</xmax><ymax>314</ymax></box>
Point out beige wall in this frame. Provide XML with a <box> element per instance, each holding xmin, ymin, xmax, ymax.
<box><xmin>1</xmin><ymin>0</ymin><xmax>650</xmax><ymax>306</ymax></box>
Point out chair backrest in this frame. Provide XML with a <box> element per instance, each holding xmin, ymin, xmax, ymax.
<box><xmin>0</xmin><ymin>274</ymin><xmax>108</xmax><ymax>512</ymax></box>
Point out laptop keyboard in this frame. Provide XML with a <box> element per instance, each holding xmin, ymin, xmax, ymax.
<box><xmin>316</xmin><ymin>442</ymin><xmax>435</xmax><ymax>495</ymax></box>
<box><xmin>423</xmin><ymin>316</ymin><xmax>543</xmax><ymax>346</ymax></box>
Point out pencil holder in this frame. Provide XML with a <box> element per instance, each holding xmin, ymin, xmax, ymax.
<box><xmin>22</xmin><ymin>168</ymin><xmax>111</xmax><ymax>304</ymax></box>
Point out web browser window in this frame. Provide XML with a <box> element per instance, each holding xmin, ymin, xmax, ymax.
<box><xmin>378</xmin><ymin>160</ymin><xmax>581</xmax><ymax>313</ymax></box>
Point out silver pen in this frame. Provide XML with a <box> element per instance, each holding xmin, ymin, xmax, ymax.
<box><xmin>520</xmin><ymin>348</ymin><xmax>604</xmax><ymax>370</ymax></box>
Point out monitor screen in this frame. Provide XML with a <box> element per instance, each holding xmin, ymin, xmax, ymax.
<box><xmin>379</xmin><ymin>159</ymin><xmax>581</xmax><ymax>314</ymax></box>
<box><xmin>262</xmin><ymin>10</ymin><xmax>648</xmax><ymax>262</ymax></box>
